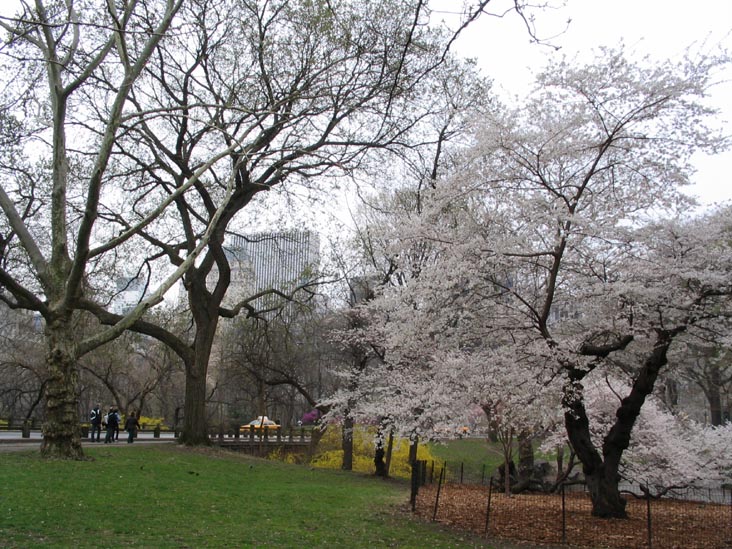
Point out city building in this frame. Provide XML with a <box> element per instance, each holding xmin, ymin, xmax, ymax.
<box><xmin>112</xmin><ymin>275</ymin><xmax>146</xmax><ymax>315</ymax></box>
<box><xmin>224</xmin><ymin>229</ymin><xmax>320</xmax><ymax>317</ymax></box>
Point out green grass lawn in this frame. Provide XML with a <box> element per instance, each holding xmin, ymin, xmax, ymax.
<box><xmin>426</xmin><ymin>438</ymin><xmax>559</xmax><ymax>486</ymax></box>
<box><xmin>428</xmin><ymin>438</ymin><xmax>505</xmax><ymax>468</ymax></box>
<box><xmin>426</xmin><ymin>438</ymin><xmax>509</xmax><ymax>482</ymax></box>
<box><xmin>0</xmin><ymin>444</ymin><xmax>498</xmax><ymax>548</ymax></box>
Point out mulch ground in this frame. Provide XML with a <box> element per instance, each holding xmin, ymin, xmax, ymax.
<box><xmin>414</xmin><ymin>483</ymin><xmax>732</xmax><ymax>549</ymax></box>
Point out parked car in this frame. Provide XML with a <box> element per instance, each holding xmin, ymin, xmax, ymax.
<box><xmin>240</xmin><ymin>416</ymin><xmax>280</xmax><ymax>434</ymax></box>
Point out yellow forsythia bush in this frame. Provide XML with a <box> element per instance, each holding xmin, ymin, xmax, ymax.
<box><xmin>311</xmin><ymin>424</ymin><xmax>437</xmax><ymax>479</ymax></box>
<box><xmin>136</xmin><ymin>415</ymin><xmax>168</xmax><ymax>430</ymax></box>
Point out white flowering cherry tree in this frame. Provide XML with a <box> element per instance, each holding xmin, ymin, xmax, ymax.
<box><xmin>344</xmin><ymin>47</ymin><xmax>732</xmax><ymax>517</ymax></box>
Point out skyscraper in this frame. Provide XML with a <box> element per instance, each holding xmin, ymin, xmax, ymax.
<box><xmin>224</xmin><ymin>230</ymin><xmax>320</xmax><ymax>316</ymax></box>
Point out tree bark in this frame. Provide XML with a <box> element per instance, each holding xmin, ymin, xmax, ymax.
<box><xmin>585</xmin><ymin>466</ymin><xmax>627</xmax><ymax>518</ymax></box>
<box><xmin>408</xmin><ymin>434</ymin><xmax>419</xmax><ymax>464</ymax></box>
<box><xmin>374</xmin><ymin>446</ymin><xmax>387</xmax><ymax>477</ymax></box>
<box><xmin>565</xmin><ymin>328</ymin><xmax>682</xmax><ymax>518</ymax></box>
<box><xmin>178</xmin><ymin>361</ymin><xmax>210</xmax><ymax>445</ymax></box>
<box><xmin>384</xmin><ymin>430</ymin><xmax>394</xmax><ymax>477</ymax></box>
<box><xmin>177</xmin><ymin>244</ymin><xmax>228</xmax><ymax>445</ymax></box>
<box><xmin>706</xmin><ymin>367</ymin><xmax>723</xmax><ymax>426</ymax></box>
<box><xmin>517</xmin><ymin>433</ymin><xmax>534</xmax><ymax>484</ymax></box>
<box><xmin>511</xmin><ymin>433</ymin><xmax>535</xmax><ymax>494</ymax></box>
<box><xmin>40</xmin><ymin>319</ymin><xmax>84</xmax><ymax>460</ymax></box>
<box><xmin>342</xmin><ymin>414</ymin><xmax>354</xmax><ymax>471</ymax></box>
<box><xmin>564</xmin><ymin>381</ymin><xmax>627</xmax><ymax>518</ymax></box>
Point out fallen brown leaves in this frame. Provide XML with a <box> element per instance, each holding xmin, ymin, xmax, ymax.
<box><xmin>414</xmin><ymin>484</ymin><xmax>731</xmax><ymax>549</ymax></box>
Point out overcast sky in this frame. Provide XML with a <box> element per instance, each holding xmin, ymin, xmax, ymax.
<box><xmin>437</xmin><ymin>0</ymin><xmax>732</xmax><ymax>209</ymax></box>
<box><xmin>1</xmin><ymin>1</ymin><xmax>730</xmax><ymax>208</ymax></box>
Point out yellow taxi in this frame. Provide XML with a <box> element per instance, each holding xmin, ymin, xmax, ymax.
<box><xmin>240</xmin><ymin>416</ymin><xmax>280</xmax><ymax>434</ymax></box>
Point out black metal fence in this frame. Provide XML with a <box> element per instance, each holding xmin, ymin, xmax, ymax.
<box><xmin>411</xmin><ymin>460</ymin><xmax>732</xmax><ymax>548</ymax></box>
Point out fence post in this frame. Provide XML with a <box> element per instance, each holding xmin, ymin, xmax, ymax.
<box><xmin>460</xmin><ymin>462</ymin><xmax>464</xmax><ymax>484</ymax></box>
<box><xmin>646</xmin><ymin>484</ymin><xmax>652</xmax><ymax>549</ymax></box>
<box><xmin>420</xmin><ymin>459</ymin><xmax>427</xmax><ymax>486</ymax></box>
<box><xmin>430</xmin><ymin>460</ymin><xmax>434</xmax><ymax>484</ymax></box>
<box><xmin>484</xmin><ymin>476</ymin><xmax>493</xmax><ymax>537</ymax></box>
<box><xmin>432</xmin><ymin>466</ymin><xmax>446</xmax><ymax>522</ymax></box>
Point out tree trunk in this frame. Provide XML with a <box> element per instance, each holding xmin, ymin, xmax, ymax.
<box><xmin>179</xmin><ymin>266</ymin><xmax>223</xmax><ymax>445</ymax></box>
<box><xmin>564</xmin><ymin>328</ymin><xmax>681</xmax><ymax>518</ymax></box>
<box><xmin>555</xmin><ymin>446</ymin><xmax>564</xmax><ymax>483</ymax></box>
<box><xmin>511</xmin><ymin>432</ymin><xmax>535</xmax><ymax>494</ymax></box>
<box><xmin>374</xmin><ymin>445</ymin><xmax>387</xmax><ymax>477</ymax></box>
<box><xmin>307</xmin><ymin>425</ymin><xmax>326</xmax><ymax>462</ymax></box>
<box><xmin>41</xmin><ymin>320</ymin><xmax>84</xmax><ymax>460</ymax></box>
<box><xmin>384</xmin><ymin>430</ymin><xmax>394</xmax><ymax>477</ymax></box>
<box><xmin>517</xmin><ymin>433</ymin><xmax>534</xmax><ymax>483</ymax></box>
<box><xmin>178</xmin><ymin>322</ymin><xmax>216</xmax><ymax>445</ymax></box>
<box><xmin>585</xmin><ymin>467</ymin><xmax>627</xmax><ymax>518</ymax></box>
<box><xmin>564</xmin><ymin>386</ymin><xmax>628</xmax><ymax>518</ymax></box>
<box><xmin>709</xmin><ymin>387</ymin><xmax>723</xmax><ymax>426</ymax></box>
<box><xmin>408</xmin><ymin>434</ymin><xmax>419</xmax><ymax>464</ymax></box>
<box><xmin>706</xmin><ymin>367</ymin><xmax>723</xmax><ymax>426</ymax></box>
<box><xmin>179</xmin><ymin>363</ymin><xmax>210</xmax><ymax>445</ymax></box>
<box><xmin>374</xmin><ymin>423</ymin><xmax>389</xmax><ymax>477</ymax></box>
<box><xmin>342</xmin><ymin>414</ymin><xmax>354</xmax><ymax>471</ymax></box>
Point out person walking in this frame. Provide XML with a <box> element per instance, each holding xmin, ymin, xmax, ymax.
<box><xmin>89</xmin><ymin>404</ymin><xmax>102</xmax><ymax>442</ymax></box>
<box><xmin>104</xmin><ymin>407</ymin><xmax>119</xmax><ymax>444</ymax></box>
<box><xmin>124</xmin><ymin>411</ymin><xmax>141</xmax><ymax>443</ymax></box>
<box><xmin>112</xmin><ymin>407</ymin><xmax>121</xmax><ymax>441</ymax></box>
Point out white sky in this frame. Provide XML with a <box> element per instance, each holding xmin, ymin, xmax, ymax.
<box><xmin>2</xmin><ymin>1</ymin><xmax>730</xmax><ymax>209</ymax></box>
<box><xmin>436</xmin><ymin>0</ymin><xmax>732</xmax><ymax>209</ymax></box>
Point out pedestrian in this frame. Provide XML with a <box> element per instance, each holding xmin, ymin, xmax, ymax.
<box><xmin>124</xmin><ymin>411</ymin><xmax>141</xmax><ymax>443</ymax></box>
<box><xmin>104</xmin><ymin>406</ymin><xmax>119</xmax><ymax>443</ymax></box>
<box><xmin>112</xmin><ymin>407</ymin><xmax>121</xmax><ymax>441</ymax></box>
<box><xmin>89</xmin><ymin>404</ymin><xmax>102</xmax><ymax>442</ymax></box>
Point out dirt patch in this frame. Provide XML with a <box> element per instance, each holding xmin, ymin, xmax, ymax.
<box><xmin>414</xmin><ymin>484</ymin><xmax>731</xmax><ymax>549</ymax></box>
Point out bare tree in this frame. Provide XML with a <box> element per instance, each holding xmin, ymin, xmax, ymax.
<box><xmin>0</xmin><ymin>0</ymin><xmax>244</xmax><ymax>458</ymax></box>
<box><xmin>79</xmin><ymin>0</ymin><xmax>500</xmax><ymax>445</ymax></box>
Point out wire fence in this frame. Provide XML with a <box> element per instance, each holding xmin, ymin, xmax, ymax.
<box><xmin>411</xmin><ymin>460</ymin><xmax>732</xmax><ymax>548</ymax></box>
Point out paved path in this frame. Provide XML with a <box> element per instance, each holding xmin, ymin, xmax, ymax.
<box><xmin>0</xmin><ymin>430</ymin><xmax>177</xmax><ymax>453</ymax></box>
<box><xmin>0</xmin><ymin>439</ymin><xmax>175</xmax><ymax>453</ymax></box>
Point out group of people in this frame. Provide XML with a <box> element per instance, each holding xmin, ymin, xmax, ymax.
<box><xmin>89</xmin><ymin>404</ymin><xmax>141</xmax><ymax>444</ymax></box>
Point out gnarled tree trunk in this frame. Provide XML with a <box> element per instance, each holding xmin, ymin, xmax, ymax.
<box><xmin>585</xmin><ymin>467</ymin><xmax>627</xmax><ymax>518</ymax></box>
<box><xmin>41</xmin><ymin>318</ymin><xmax>84</xmax><ymax>460</ymax></box>
<box><xmin>565</xmin><ymin>328</ymin><xmax>681</xmax><ymax>518</ymax></box>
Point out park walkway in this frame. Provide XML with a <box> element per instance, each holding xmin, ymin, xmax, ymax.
<box><xmin>0</xmin><ymin>430</ymin><xmax>175</xmax><ymax>452</ymax></box>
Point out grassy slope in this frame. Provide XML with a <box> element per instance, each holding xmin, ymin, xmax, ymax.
<box><xmin>0</xmin><ymin>445</ymin><xmax>495</xmax><ymax>548</ymax></box>
<box><xmin>427</xmin><ymin>438</ymin><xmax>509</xmax><ymax>471</ymax></box>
